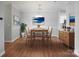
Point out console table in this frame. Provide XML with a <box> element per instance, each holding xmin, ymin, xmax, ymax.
<box><xmin>59</xmin><ymin>31</ymin><xmax>74</xmax><ymax>49</ymax></box>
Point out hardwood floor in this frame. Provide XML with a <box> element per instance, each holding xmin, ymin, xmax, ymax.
<box><xmin>3</xmin><ymin>37</ymin><xmax>77</xmax><ymax>57</ymax></box>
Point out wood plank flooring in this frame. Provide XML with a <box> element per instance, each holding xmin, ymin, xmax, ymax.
<box><xmin>3</xmin><ymin>37</ymin><xmax>77</xmax><ymax>57</ymax></box>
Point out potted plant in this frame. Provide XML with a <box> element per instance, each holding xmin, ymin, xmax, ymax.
<box><xmin>20</xmin><ymin>23</ymin><xmax>27</xmax><ymax>37</ymax></box>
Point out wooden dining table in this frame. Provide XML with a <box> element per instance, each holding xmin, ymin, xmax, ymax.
<box><xmin>31</xmin><ymin>29</ymin><xmax>48</xmax><ymax>40</ymax></box>
<box><xmin>26</xmin><ymin>27</ymin><xmax>52</xmax><ymax>46</ymax></box>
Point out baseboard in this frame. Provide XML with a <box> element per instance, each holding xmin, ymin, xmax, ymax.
<box><xmin>51</xmin><ymin>36</ymin><xmax>58</xmax><ymax>38</ymax></box>
<box><xmin>52</xmin><ymin>35</ymin><xmax>58</xmax><ymax>38</ymax></box>
<box><xmin>0</xmin><ymin>51</ymin><xmax>5</xmax><ymax>57</ymax></box>
<box><xmin>5</xmin><ymin>40</ymin><xmax>12</xmax><ymax>42</ymax></box>
<box><xmin>74</xmin><ymin>51</ymin><xmax>79</xmax><ymax>56</ymax></box>
<box><xmin>5</xmin><ymin>36</ymin><xmax>20</xmax><ymax>43</ymax></box>
<box><xmin>12</xmin><ymin>36</ymin><xmax>20</xmax><ymax>42</ymax></box>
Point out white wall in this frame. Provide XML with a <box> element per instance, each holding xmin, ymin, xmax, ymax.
<box><xmin>4</xmin><ymin>4</ymin><xmax>21</xmax><ymax>42</ymax></box>
<box><xmin>75</xmin><ymin>2</ymin><xmax>79</xmax><ymax>55</ymax></box>
<box><xmin>66</xmin><ymin>2</ymin><xmax>75</xmax><ymax>27</ymax></box>
<box><xmin>4</xmin><ymin>5</ymin><xmax>12</xmax><ymax>42</ymax></box>
<box><xmin>0</xmin><ymin>4</ymin><xmax>5</xmax><ymax>56</ymax></box>
<box><xmin>0</xmin><ymin>2</ymin><xmax>21</xmax><ymax>56</ymax></box>
<box><xmin>58</xmin><ymin>2</ymin><xmax>75</xmax><ymax>30</ymax></box>
<box><xmin>20</xmin><ymin>1</ymin><xmax>75</xmax><ymax>37</ymax></box>
<box><xmin>13</xmin><ymin>1</ymin><xmax>76</xmax><ymax>37</ymax></box>
<box><xmin>12</xmin><ymin>6</ymin><xmax>21</xmax><ymax>41</ymax></box>
<box><xmin>21</xmin><ymin>11</ymin><xmax>59</xmax><ymax>37</ymax></box>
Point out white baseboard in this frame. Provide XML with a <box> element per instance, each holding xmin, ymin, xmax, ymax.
<box><xmin>5</xmin><ymin>40</ymin><xmax>12</xmax><ymax>42</ymax></box>
<box><xmin>0</xmin><ymin>51</ymin><xmax>5</xmax><ymax>57</ymax></box>
<box><xmin>52</xmin><ymin>35</ymin><xmax>58</xmax><ymax>38</ymax></box>
<box><xmin>5</xmin><ymin>36</ymin><xmax>20</xmax><ymax>43</ymax></box>
<box><xmin>74</xmin><ymin>51</ymin><xmax>79</xmax><ymax>56</ymax></box>
<box><xmin>12</xmin><ymin>36</ymin><xmax>20</xmax><ymax>42</ymax></box>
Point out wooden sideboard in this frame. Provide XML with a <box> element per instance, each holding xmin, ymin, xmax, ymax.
<box><xmin>59</xmin><ymin>31</ymin><xmax>74</xmax><ymax>49</ymax></box>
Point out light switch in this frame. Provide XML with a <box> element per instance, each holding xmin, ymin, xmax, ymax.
<box><xmin>0</xmin><ymin>17</ymin><xmax>3</xmax><ymax>20</ymax></box>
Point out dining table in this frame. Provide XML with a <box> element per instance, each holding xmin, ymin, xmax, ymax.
<box><xmin>30</xmin><ymin>28</ymin><xmax>49</xmax><ymax>40</ymax></box>
<box><xmin>26</xmin><ymin>27</ymin><xmax>52</xmax><ymax>46</ymax></box>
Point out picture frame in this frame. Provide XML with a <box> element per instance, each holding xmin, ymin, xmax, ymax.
<box><xmin>13</xmin><ymin>16</ymin><xmax>21</xmax><ymax>25</ymax></box>
<box><xmin>69</xmin><ymin>16</ymin><xmax>75</xmax><ymax>26</ymax></box>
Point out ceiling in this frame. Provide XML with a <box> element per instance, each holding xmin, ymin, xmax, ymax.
<box><xmin>0</xmin><ymin>1</ymin><xmax>11</xmax><ymax>5</ymax></box>
<box><xmin>0</xmin><ymin>1</ymin><xmax>74</xmax><ymax>13</ymax></box>
<box><xmin>12</xmin><ymin>1</ymin><xmax>68</xmax><ymax>13</ymax></box>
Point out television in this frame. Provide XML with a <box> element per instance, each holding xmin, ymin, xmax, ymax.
<box><xmin>33</xmin><ymin>16</ymin><xmax>45</xmax><ymax>25</ymax></box>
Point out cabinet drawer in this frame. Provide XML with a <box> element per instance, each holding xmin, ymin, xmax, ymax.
<box><xmin>64</xmin><ymin>35</ymin><xmax>69</xmax><ymax>39</ymax></box>
<box><xmin>62</xmin><ymin>38</ymin><xmax>69</xmax><ymax>46</ymax></box>
<box><xmin>59</xmin><ymin>31</ymin><xmax>74</xmax><ymax>49</ymax></box>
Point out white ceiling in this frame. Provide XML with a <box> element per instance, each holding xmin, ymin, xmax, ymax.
<box><xmin>0</xmin><ymin>1</ymin><xmax>11</xmax><ymax>5</ymax></box>
<box><xmin>12</xmin><ymin>1</ymin><xmax>68</xmax><ymax>13</ymax></box>
<box><xmin>0</xmin><ymin>1</ymin><xmax>75</xmax><ymax>13</ymax></box>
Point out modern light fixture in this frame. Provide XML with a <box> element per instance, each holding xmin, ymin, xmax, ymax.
<box><xmin>35</xmin><ymin>15</ymin><xmax>43</xmax><ymax>17</ymax></box>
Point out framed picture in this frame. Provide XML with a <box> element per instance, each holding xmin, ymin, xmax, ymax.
<box><xmin>69</xmin><ymin>16</ymin><xmax>75</xmax><ymax>26</ymax></box>
<box><xmin>32</xmin><ymin>16</ymin><xmax>45</xmax><ymax>25</ymax></box>
<box><xmin>13</xmin><ymin>16</ymin><xmax>20</xmax><ymax>25</ymax></box>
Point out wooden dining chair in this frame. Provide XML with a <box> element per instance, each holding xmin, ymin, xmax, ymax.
<box><xmin>42</xmin><ymin>30</ymin><xmax>49</xmax><ymax>46</ymax></box>
<box><xmin>31</xmin><ymin>29</ymin><xmax>43</xmax><ymax>47</ymax></box>
<box><xmin>26</xmin><ymin>27</ymin><xmax>31</xmax><ymax>46</ymax></box>
<box><xmin>48</xmin><ymin>26</ymin><xmax>52</xmax><ymax>46</ymax></box>
<box><xmin>48</xmin><ymin>26</ymin><xmax>52</xmax><ymax>40</ymax></box>
<box><xmin>42</xmin><ymin>27</ymin><xmax>52</xmax><ymax>46</ymax></box>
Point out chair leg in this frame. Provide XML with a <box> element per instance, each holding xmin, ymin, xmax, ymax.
<box><xmin>27</xmin><ymin>36</ymin><xmax>30</xmax><ymax>47</ymax></box>
<box><xmin>26</xmin><ymin>37</ymin><xmax>30</xmax><ymax>47</ymax></box>
<box><xmin>26</xmin><ymin>39</ymin><xmax>27</xmax><ymax>45</ymax></box>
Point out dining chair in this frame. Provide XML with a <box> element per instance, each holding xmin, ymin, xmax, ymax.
<box><xmin>42</xmin><ymin>30</ymin><xmax>48</xmax><ymax>46</ymax></box>
<box><xmin>26</xmin><ymin>27</ymin><xmax>31</xmax><ymax>46</ymax></box>
<box><xmin>48</xmin><ymin>26</ymin><xmax>52</xmax><ymax>40</ymax></box>
<box><xmin>31</xmin><ymin>30</ymin><xmax>43</xmax><ymax>47</ymax></box>
<box><xmin>42</xmin><ymin>27</ymin><xmax>52</xmax><ymax>46</ymax></box>
<box><xmin>48</xmin><ymin>26</ymin><xmax>53</xmax><ymax>46</ymax></box>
